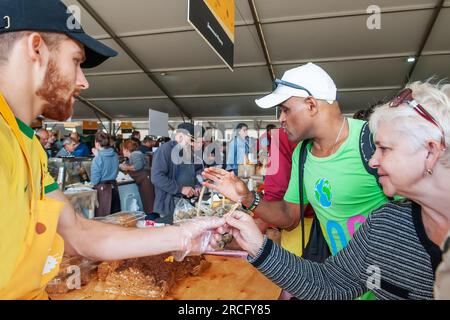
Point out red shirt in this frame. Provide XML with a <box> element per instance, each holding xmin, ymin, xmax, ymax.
<box><xmin>263</xmin><ymin>129</ymin><xmax>314</xmax><ymax>217</ymax></box>
<box><xmin>264</xmin><ymin>129</ymin><xmax>298</xmax><ymax>201</ymax></box>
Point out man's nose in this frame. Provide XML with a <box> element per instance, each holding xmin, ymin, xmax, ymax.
<box><xmin>77</xmin><ymin>67</ymin><xmax>90</xmax><ymax>90</ymax></box>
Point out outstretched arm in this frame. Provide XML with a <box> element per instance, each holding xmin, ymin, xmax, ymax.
<box><xmin>48</xmin><ymin>189</ymin><xmax>224</xmax><ymax>261</ymax></box>
<box><xmin>202</xmin><ymin>167</ymin><xmax>300</xmax><ymax>229</ymax></box>
<box><xmin>226</xmin><ymin>211</ymin><xmax>371</xmax><ymax>300</ymax></box>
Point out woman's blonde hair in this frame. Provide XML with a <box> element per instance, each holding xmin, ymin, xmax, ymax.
<box><xmin>369</xmin><ymin>80</ymin><xmax>450</xmax><ymax>167</ymax></box>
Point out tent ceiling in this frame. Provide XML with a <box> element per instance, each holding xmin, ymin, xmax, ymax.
<box><xmin>62</xmin><ymin>0</ymin><xmax>450</xmax><ymax>120</ymax></box>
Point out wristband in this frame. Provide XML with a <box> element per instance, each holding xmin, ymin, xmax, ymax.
<box><xmin>242</xmin><ymin>191</ymin><xmax>261</xmax><ymax>211</ymax></box>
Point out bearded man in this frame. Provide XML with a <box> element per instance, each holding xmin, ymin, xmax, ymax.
<box><xmin>0</xmin><ymin>0</ymin><xmax>224</xmax><ymax>299</ymax></box>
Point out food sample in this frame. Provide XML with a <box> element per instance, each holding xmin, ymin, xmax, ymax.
<box><xmin>96</xmin><ymin>254</ymin><xmax>211</xmax><ymax>298</ymax></box>
<box><xmin>174</xmin><ymin>200</ymin><xmax>245</xmax><ymax>249</ymax></box>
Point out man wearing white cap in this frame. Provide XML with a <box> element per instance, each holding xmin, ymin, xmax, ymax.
<box><xmin>203</xmin><ymin>63</ymin><xmax>391</xmax><ymax>300</ymax></box>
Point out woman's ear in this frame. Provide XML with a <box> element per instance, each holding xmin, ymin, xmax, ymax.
<box><xmin>425</xmin><ymin>139</ymin><xmax>442</xmax><ymax>170</ymax></box>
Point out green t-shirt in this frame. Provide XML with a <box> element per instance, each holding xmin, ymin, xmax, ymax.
<box><xmin>284</xmin><ymin>118</ymin><xmax>389</xmax><ymax>255</ymax></box>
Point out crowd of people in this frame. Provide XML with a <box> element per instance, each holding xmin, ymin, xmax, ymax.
<box><xmin>1</xmin><ymin>0</ymin><xmax>449</xmax><ymax>301</ymax></box>
<box><xmin>34</xmin><ymin>121</ymin><xmax>272</xmax><ymax>223</ymax></box>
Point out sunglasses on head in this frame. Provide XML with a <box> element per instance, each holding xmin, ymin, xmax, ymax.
<box><xmin>273</xmin><ymin>79</ymin><xmax>314</xmax><ymax>118</ymax></box>
<box><xmin>272</xmin><ymin>79</ymin><xmax>313</xmax><ymax>96</ymax></box>
<box><xmin>390</xmin><ymin>88</ymin><xmax>446</xmax><ymax>149</ymax></box>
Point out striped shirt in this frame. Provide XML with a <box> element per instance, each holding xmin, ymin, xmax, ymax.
<box><xmin>249</xmin><ymin>201</ymin><xmax>442</xmax><ymax>300</ymax></box>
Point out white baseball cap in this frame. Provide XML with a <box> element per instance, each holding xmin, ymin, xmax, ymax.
<box><xmin>255</xmin><ymin>62</ymin><xmax>337</xmax><ymax>109</ymax></box>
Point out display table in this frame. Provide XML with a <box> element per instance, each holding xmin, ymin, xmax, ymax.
<box><xmin>64</xmin><ymin>189</ymin><xmax>98</xmax><ymax>219</ymax></box>
<box><xmin>48</xmin><ymin>254</ymin><xmax>282</xmax><ymax>300</ymax></box>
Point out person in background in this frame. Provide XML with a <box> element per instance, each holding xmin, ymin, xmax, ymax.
<box><xmin>48</xmin><ymin>131</ymin><xmax>60</xmax><ymax>157</ymax></box>
<box><xmin>91</xmin><ymin>131</ymin><xmax>120</xmax><ymax>217</ymax></box>
<box><xmin>109</xmin><ymin>135</ymin><xmax>119</xmax><ymax>154</ymax></box>
<box><xmin>224</xmin><ymin>81</ymin><xmax>450</xmax><ymax>300</ymax></box>
<box><xmin>36</xmin><ymin>128</ymin><xmax>53</xmax><ymax>157</ymax></box>
<box><xmin>115</xmin><ymin>133</ymin><xmax>123</xmax><ymax>155</ymax></box>
<box><xmin>120</xmin><ymin>139</ymin><xmax>154</xmax><ymax>215</ymax></box>
<box><xmin>53</xmin><ymin>132</ymin><xmax>64</xmax><ymax>153</ymax></box>
<box><xmin>157</xmin><ymin>136</ymin><xmax>171</xmax><ymax>145</ymax></box>
<box><xmin>204</xmin><ymin>141</ymin><xmax>226</xmax><ymax>169</ymax></box>
<box><xmin>193</xmin><ymin>125</ymin><xmax>206</xmax><ymax>177</ymax></box>
<box><xmin>226</xmin><ymin>123</ymin><xmax>257</xmax><ymax>176</ymax></box>
<box><xmin>36</xmin><ymin>128</ymin><xmax>49</xmax><ymax>147</ymax></box>
<box><xmin>131</xmin><ymin>130</ymin><xmax>141</xmax><ymax>146</ymax></box>
<box><xmin>55</xmin><ymin>137</ymin><xmax>77</xmax><ymax>158</ymax></box>
<box><xmin>151</xmin><ymin>123</ymin><xmax>201</xmax><ymax>222</ymax></box>
<box><xmin>70</xmin><ymin>131</ymin><xmax>90</xmax><ymax>157</ymax></box>
<box><xmin>140</xmin><ymin>136</ymin><xmax>157</xmax><ymax>154</ymax></box>
<box><xmin>260</xmin><ymin>124</ymin><xmax>277</xmax><ymax>153</ymax></box>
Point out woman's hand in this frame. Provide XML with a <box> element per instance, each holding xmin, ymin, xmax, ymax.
<box><xmin>225</xmin><ymin>211</ymin><xmax>265</xmax><ymax>257</ymax></box>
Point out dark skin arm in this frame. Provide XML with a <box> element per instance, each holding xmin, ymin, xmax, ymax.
<box><xmin>202</xmin><ymin>167</ymin><xmax>300</xmax><ymax>230</ymax></box>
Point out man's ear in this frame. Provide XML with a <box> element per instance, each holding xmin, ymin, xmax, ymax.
<box><xmin>425</xmin><ymin>139</ymin><xmax>443</xmax><ymax>170</ymax></box>
<box><xmin>305</xmin><ymin>97</ymin><xmax>319</xmax><ymax>116</ymax></box>
<box><xmin>26</xmin><ymin>32</ymin><xmax>48</xmax><ymax>66</ymax></box>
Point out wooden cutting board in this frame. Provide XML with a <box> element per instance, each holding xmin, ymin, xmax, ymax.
<box><xmin>49</xmin><ymin>255</ymin><xmax>282</xmax><ymax>300</ymax></box>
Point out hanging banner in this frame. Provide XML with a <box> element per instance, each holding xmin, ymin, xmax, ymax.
<box><xmin>82</xmin><ymin>121</ymin><xmax>98</xmax><ymax>135</ymax></box>
<box><xmin>188</xmin><ymin>0</ymin><xmax>235</xmax><ymax>71</ymax></box>
<box><xmin>120</xmin><ymin>121</ymin><xmax>133</xmax><ymax>134</ymax></box>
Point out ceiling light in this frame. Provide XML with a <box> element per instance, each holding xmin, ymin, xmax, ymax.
<box><xmin>407</xmin><ymin>57</ymin><xmax>416</xmax><ymax>63</ymax></box>
<box><xmin>160</xmin><ymin>72</ymin><xmax>168</xmax><ymax>76</ymax></box>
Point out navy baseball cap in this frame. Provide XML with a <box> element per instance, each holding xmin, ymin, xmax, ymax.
<box><xmin>0</xmin><ymin>0</ymin><xmax>117</xmax><ymax>68</ymax></box>
<box><xmin>177</xmin><ymin>123</ymin><xmax>195</xmax><ymax>139</ymax></box>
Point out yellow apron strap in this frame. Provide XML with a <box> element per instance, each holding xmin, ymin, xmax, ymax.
<box><xmin>0</xmin><ymin>95</ymin><xmax>43</xmax><ymax>207</ymax></box>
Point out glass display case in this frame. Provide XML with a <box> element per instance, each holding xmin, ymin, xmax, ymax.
<box><xmin>48</xmin><ymin>157</ymin><xmax>93</xmax><ymax>190</ymax></box>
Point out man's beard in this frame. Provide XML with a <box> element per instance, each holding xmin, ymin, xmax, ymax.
<box><xmin>36</xmin><ymin>58</ymin><xmax>77</xmax><ymax>122</ymax></box>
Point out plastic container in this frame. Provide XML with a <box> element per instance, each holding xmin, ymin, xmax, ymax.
<box><xmin>94</xmin><ymin>211</ymin><xmax>146</xmax><ymax>228</ymax></box>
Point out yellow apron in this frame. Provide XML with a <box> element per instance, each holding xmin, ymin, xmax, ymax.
<box><xmin>0</xmin><ymin>102</ymin><xmax>65</xmax><ymax>300</ymax></box>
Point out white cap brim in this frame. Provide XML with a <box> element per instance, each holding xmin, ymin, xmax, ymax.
<box><xmin>255</xmin><ymin>93</ymin><xmax>292</xmax><ymax>109</ymax></box>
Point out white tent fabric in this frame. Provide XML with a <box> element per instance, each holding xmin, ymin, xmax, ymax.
<box><xmin>63</xmin><ymin>0</ymin><xmax>450</xmax><ymax>121</ymax></box>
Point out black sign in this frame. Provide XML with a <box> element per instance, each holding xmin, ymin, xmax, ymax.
<box><xmin>188</xmin><ymin>0</ymin><xmax>234</xmax><ymax>70</ymax></box>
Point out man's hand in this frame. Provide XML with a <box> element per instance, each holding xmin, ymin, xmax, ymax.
<box><xmin>181</xmin><ymin>186</ymin><xmax>195</xmax><ymax>198</ymax></box>
<box><xmin>194</xmin><ymin>186</ymin><xmax>202</xmax><ymax>197</ymax></box>
<box><xmin>202</xmin><ymin>168</ymin><xmax>251</xmax><ymax>205</ymax></box>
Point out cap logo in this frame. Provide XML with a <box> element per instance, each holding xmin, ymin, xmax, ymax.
<box><xmin>3</xmin><ymin>16</ymin><xmax>11</xmax><ymax>30</ymax></box>
<box><xmin>66</xmin><ymin>5</ymin><xmax>82</xmax><ymax>30</ymax></box>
